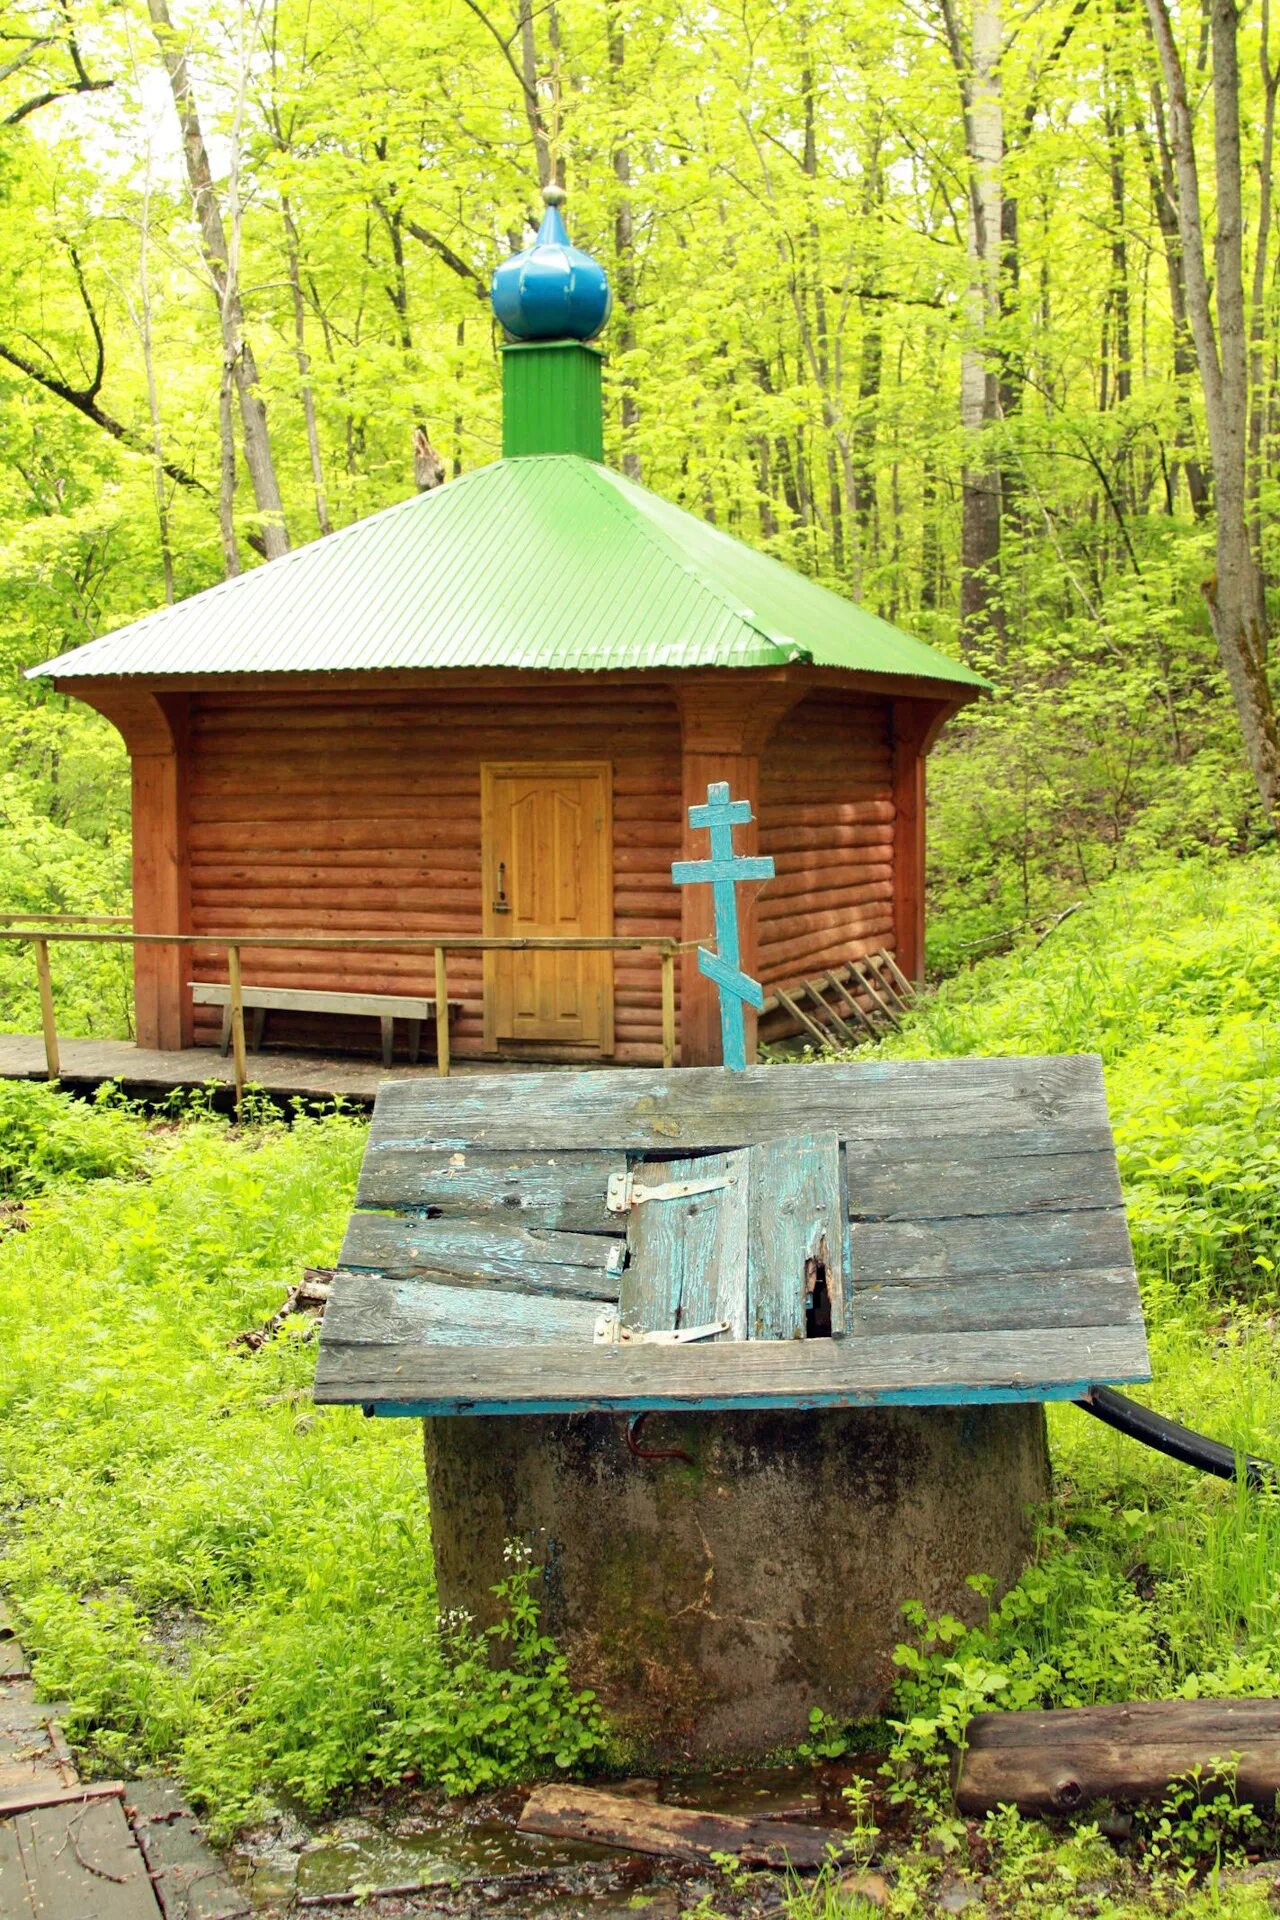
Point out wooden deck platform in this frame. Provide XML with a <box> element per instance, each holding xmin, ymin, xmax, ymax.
<box><xmin>0</xmin><ymin>1035</ymin><xmax>584</xmax><ymax>1105</ymax></box>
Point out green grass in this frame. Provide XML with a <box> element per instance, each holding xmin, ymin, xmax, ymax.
<box><xmin>1</xmin><ymin>849</ymin><xmax>1278</xmax><ymax>1890</ymax></box>
<box><xmin>868</xmin><ymin>852</ymin><xmax>1280</xmax><ymax>1700</ymax></box>
<box><xmin>824</xmin><ymin>850</ymin><xmax>1280</xmax><ymax>1904</ymax></box>
<box><xmin>0</xmin><ymin>1088</ymin><xmax>600</xmax><ymax>1838</ymax></box>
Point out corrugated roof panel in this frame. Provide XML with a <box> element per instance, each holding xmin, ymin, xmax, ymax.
<box><xmin>29</xmin><ymin>455</ymin><xmax>986</xmax><ymax>690</ymax></box>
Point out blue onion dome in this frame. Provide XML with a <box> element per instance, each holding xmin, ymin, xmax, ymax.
<box><xmin>491</xmin><ymin>184</ymin><xmax>612</xmax><ymax>342</ymax></box>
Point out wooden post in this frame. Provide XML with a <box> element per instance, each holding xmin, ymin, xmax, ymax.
<box><xmin>890</xmin><ymin>699</ymin><xmax>958</xmax><ymax>987</ymax></box>
<box><xmin>226</xmin><ymin>944</ymin><xmax>247</xmax><ymax>1112</ymax></box>
<box><xmin>33</xmin><ymin>938</ymin><xmax>59</xmax><ymax>1079</ymax></box>
<box><xmin>434</xmin><ymin>946</ymin><xmax>450</xmax><ymax>1077</ymax></box>
<box><xmin>74</xmin><ymin>689</ymin><xmax>189</xmax><ymax>1048</ymax></box>
<box><xmin>661</xmin><ymin>948</ymin><xmax>676</xmax><ymax>1070</ymax></box>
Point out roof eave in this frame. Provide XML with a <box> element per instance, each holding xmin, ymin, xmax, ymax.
<box><xmin>45</xmin><ymin>661</ymin><xmax>990</xmax><ymax>700</ymax></box>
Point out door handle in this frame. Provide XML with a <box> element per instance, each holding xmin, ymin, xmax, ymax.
<box><xmin>492</xmin><ymin>860</ymin><xmax>511</xmax><ymax>913</ymax></box>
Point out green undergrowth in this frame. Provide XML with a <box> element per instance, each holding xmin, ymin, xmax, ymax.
<box><xmin>2</xmin><ymin>849</ymin><xmax>1279</xmax><ymax>1880</ymax></box>
<box><xmin>807</xmin><ymin>849</ymin><xmax>1280</xmax><ymax>1894</ymax></box>
<box><xmin>0</xmin><ymin>1085</ymin><xmax>600</xmax><ymax>1837</ymax></box>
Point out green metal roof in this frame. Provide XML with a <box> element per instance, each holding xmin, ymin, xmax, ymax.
<box><xmin>30</xmin><ymin>455</ymin><xmax>987</xmax><ymax>689</ymax></box>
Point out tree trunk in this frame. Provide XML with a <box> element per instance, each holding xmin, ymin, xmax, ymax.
<box><xmin>218</xmin><ymin>354</ymin><xmax>240</xmax><ymax>577</ymax></box>
<box><xmin>850</xmin><ymin>136</ymin><xmax>885</xmax><ymax>553</ymax></box>
<box><xmin>1146</xmin><ymin>0</ymin><xmax>1280</xmax><ymax>818</ymax></box>
<box><xmin>147</xmin><ymin>0</ymin><xmax>289</xmax><ymax>559</ymax></box>
<box><xmin>1105</xmin><ymin>74</ymin><xmax>1132</xmax><ymax>418</ymax></box>
<box><xmin>1133</xmin><ymin>77</ymin><xmax>1210</xmax><ymax>515</ymax></box>
<box><xmin>607</xmin><ymin>0</ymin><xmax>640</xmax><ymax>480</ymax></box>
<box><xmin>132</xmin><ymin>149</ymin><xmax>175</xmax><ymax>602</ymax></box>
<box><xmin>372</xmin><ymin>141</ymin><xmax>413</xmax><ymax>355</ymax></box>
<box><xmin>518</xmin><ymin>0</ymin><xmax>558</xmax><ymax>188</ymax></box>
<box><xmin>413</xmin><ymin>424</ymin><xmax>445</xmax><ymax>490</ymax></box>
<box><xmin>942</xmin><ymin>0</ymin><xmax>1005</xmax><ymax>649</ymax></box>
<box><xmin>1248</xmin><ymin>0</ymin><xmax>1279</xmax><ymax>568</ymax></box>
<box><xmin>281</xmin><ymin>196</ymin><xmax>331</xmax><ymax>537</ymax></box>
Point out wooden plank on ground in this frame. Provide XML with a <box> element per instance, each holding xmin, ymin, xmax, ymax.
<box><xmin>0</xmin><ymin>1699</ymin><xmax>72</xmax><ymax>1738</ymax></box>
<box><xmin>339</xmin><ymin>1213</ymin><xmax>620</xmax><ymax>1299</ymax></box>
<box><xmin>322</xmin><ymin>1272</ymin><xmax>604</xmax><ymax>1349</ymax></box>
<box><xmin>0</xmin><ymin>1782</ymin><xmax>124</xmax><ymax>1816</ymax></box>
<box><xmin>356</xmin><ymin>1147</ymin><xmax>623</xmax><ymax>1231</ymax></box>
<box><xmin>367</xmin><ymin>1056</ymin><xmax>1110</xmax><ymax>1153</ymax></box>
<box><xmin>621</xmin><ymin>1152</ymin><xmax>749</xmax><ymax>1340</ymax></box>
<box><xmin>0</xmin><ymin>1641</ymin><xmax>30</xmax><ymax>1682</ymax></box>
<box><xmin>314</xmin><ymin>1320</ymin><xmax>1150</xmax><ymax>1414</ymax></box>
<box><xmin>0</xmin><ymin>1719</ymin><xmax>70</xmax><ymax>1799</ymax></box>
<box><xmin>955</xmin><ymin>1698</ymin><xmax>1280</xmax><ymax>1814</ymax></box>
<box><xmin>0</xmin><ymin>1794</ymin><xmax>160</xmax><ymax>1920</ymax></box>
<box><xmin>748</xmin><ymin>1134</ymin><xmax>845</xmax><ymax>1339</ymax></box>
<box><xmin>518</xmin><ymin>1783</ymin><xmax>850</xmax><ymax>1868</ymax></box>
<box><xmin>127</xmin><ymin>1779</ymin><xmax>250</xmax><ymax>1920</ymax></box>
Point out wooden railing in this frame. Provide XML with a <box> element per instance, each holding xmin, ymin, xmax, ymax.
<box><xmin>0</xmin><ymin>926</ymin><xmax>680</xmax><ymax>1105</ymax></box>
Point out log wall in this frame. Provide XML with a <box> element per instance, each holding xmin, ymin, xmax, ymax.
<box><xmin>180</xmin><ymin>678</ymin><xmax>901</xmax><ymax>1064</ymax></box>
<box><xmin>186</xmin><ymin>684</ymin><xmax>684</xmax><ymax>1064</ymax></box>
<box><xmin>757</xmin><ymin>691</ymin><xmax>896</xmax><ymax>988</ymax></box>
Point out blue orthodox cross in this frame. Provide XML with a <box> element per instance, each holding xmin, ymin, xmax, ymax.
<box><xmin>671</xmin><ymin>782</ymin><xmax>775</xmax><ymax>1071</ymax></box>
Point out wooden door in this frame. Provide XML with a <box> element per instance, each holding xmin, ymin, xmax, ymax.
<box><xmin>482</xmin><ymin>762</ymin><xmax>613</xmax><ymax>1053</ymax></box>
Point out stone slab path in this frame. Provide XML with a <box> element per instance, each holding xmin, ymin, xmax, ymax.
<box><xmin>0</xmin><ymin>1604</ymin><xmax>247</xmax><ymax>1920</ymax></box>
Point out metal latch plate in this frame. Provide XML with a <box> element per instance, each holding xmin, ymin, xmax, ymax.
<box><xmin>606</xmin><ymin>1170</ymin><xmax>734</xmax><ymax>1214</ymax></box>
<box><xmin>593</xmin><ymin>1311</ymin><xmax>731</xmax><ymax>1346</ymax></box>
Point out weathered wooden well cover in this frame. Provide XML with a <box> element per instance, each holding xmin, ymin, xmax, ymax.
<box><xmin>315</xmin><ymin>1056</ymin><xmax>1150</xmax><ymax>1416</ymax></box>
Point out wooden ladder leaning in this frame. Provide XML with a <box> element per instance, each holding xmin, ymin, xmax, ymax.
<box><xmin>761</xmin><ymin>948</ymin><xmax>917</xmax><ymax>1055</ymax></box>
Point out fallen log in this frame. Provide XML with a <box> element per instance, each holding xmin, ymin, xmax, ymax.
<box><xmin>518</xmin><ymin>1783</ymin><xmax>850</xmax><ymax>1868</ymax></box>
<box><xmin>954</xmin><ymin>1699</ymin><xmax>1280</xmax><ymax>1815</ymax></box>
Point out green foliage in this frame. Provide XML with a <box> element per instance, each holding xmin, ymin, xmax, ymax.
<box><xmin>0</xmin><ymin>0</ymin><xmax>1276</xmax><ymax>985</ymax></box>
<box><xmin>884</xmin><ymin>851</ymin><xmax>1280</xmax><ymax>1304</ymax></box>
<box><xmin>845</xmin><ymin>851</ymin><xmax>1280</xmax><ymax>1877</ymax></box>
<box><xmin>1142</xmin><ymin>1765</ymin><xmax>1267</xmax><ymax>1882</ymax></box>
<box><xmin>0</xmin><ymin>1099</ymin><xmax>601</xmax><ymax>1836</ymax></box>
<box><xmin>0</xmin><ymin>1079</ymin><xmax>146</xmax><ymax>1195</ymax></box>
<box><xmin>0</xmin><ymin>748</ymin><xmax>132</xmax><ymax>1038</ymax></box>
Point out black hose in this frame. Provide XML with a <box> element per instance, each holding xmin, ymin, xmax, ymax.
<box><xmin>1075</xmin><ymin>1385</ymin><xmax>1277</xmax><ymax>1490</ymax></box>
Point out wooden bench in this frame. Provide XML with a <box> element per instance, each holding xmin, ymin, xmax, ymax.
<box><xmin>190</xmin><ymin>982</ymin><xmax>448</xmax><ymax>1067</ymax></box>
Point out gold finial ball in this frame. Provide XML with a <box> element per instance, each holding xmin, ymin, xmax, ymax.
<box><xmin>542</xmin><ymin>181</ymin><xmax>567</xmax><ymax>207</ymax></box>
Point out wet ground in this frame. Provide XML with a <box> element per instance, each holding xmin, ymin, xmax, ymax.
<box><xmin>227</xmin><ymin>1762</ymin><xmax>867</xmax><ymax>1916</ymax></box>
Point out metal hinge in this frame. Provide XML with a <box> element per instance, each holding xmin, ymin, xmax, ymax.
<box><xmin>593</xmin><ymin>1310</ymin><xmax>730</xmax><ymax>1346</ymax></box>
<box><xmin>606</xmin><ymin>1170</ymin><xmax>734</xmax><ymax>1214</ymax></box>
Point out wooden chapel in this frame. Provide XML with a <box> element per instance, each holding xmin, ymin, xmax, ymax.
<box><xmin>31</xmin><ymin>188</ymin><xmax>986</xmax><ymax>1068</ymax></box>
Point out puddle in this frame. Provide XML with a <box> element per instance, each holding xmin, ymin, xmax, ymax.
<box><xmin>293</xmin><ymin>1815</ymin><xmax>618</xmax><ymax>1897</ymax></box>
<box><xmin>227</xmin><ymin>1758</ymin><xmax>879</xmax><ymax>1912</ymax></box>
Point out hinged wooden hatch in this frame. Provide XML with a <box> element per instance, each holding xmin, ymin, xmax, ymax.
<box><xmin>315</xmin><ymin>1056</ymin><xmax>1151</xmax><ymax>1417</ymax></box>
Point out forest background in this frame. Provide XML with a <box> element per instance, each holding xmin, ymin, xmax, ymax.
<box><xmin>1</xmin><ymin>0</ymin><xmax>1278</xmax><ymax>1002</ymax></box>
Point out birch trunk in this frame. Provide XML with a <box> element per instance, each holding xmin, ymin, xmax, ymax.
<box><xmin>607</xmin><ymin>0</ymin><xmax>640</xmax><ymax>479</ymax></box>
<box><xmin>147</xmin><ymin>0</ymin><xmax>289</xmax><ymax>560</ymax></box>
<box><xmin>1134</xmin><ymin>81</ymin><xmax>1210</xmax><ymax>516</ymax></box>
<box><xmin>281</xmin><ymin>197</ymin><xmax>331</xmax><ymax>537</ymax></box>
<box><xmin>943</xmin><ymin>0</ymin><xmax>1005</xmax><ymax>648</ymax></box>
<box><xmin>1145</xmin><ymin>0</ymin><xmax>1280</xmax><ymax>819</ymax></box>
<box><xmin>218</xmin><ymin>354</ymin><xmax>240</xmax><ymax>577</ymax></box>
<box><xmin>1248</xmin><ymin>0</ymin><xmax>1279</xmax><ymax>564</ymax></box>
<box><xmin>133</xmin><ymin>145</ymin><xmax>175</xmax><ymax>602</ymax></box>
